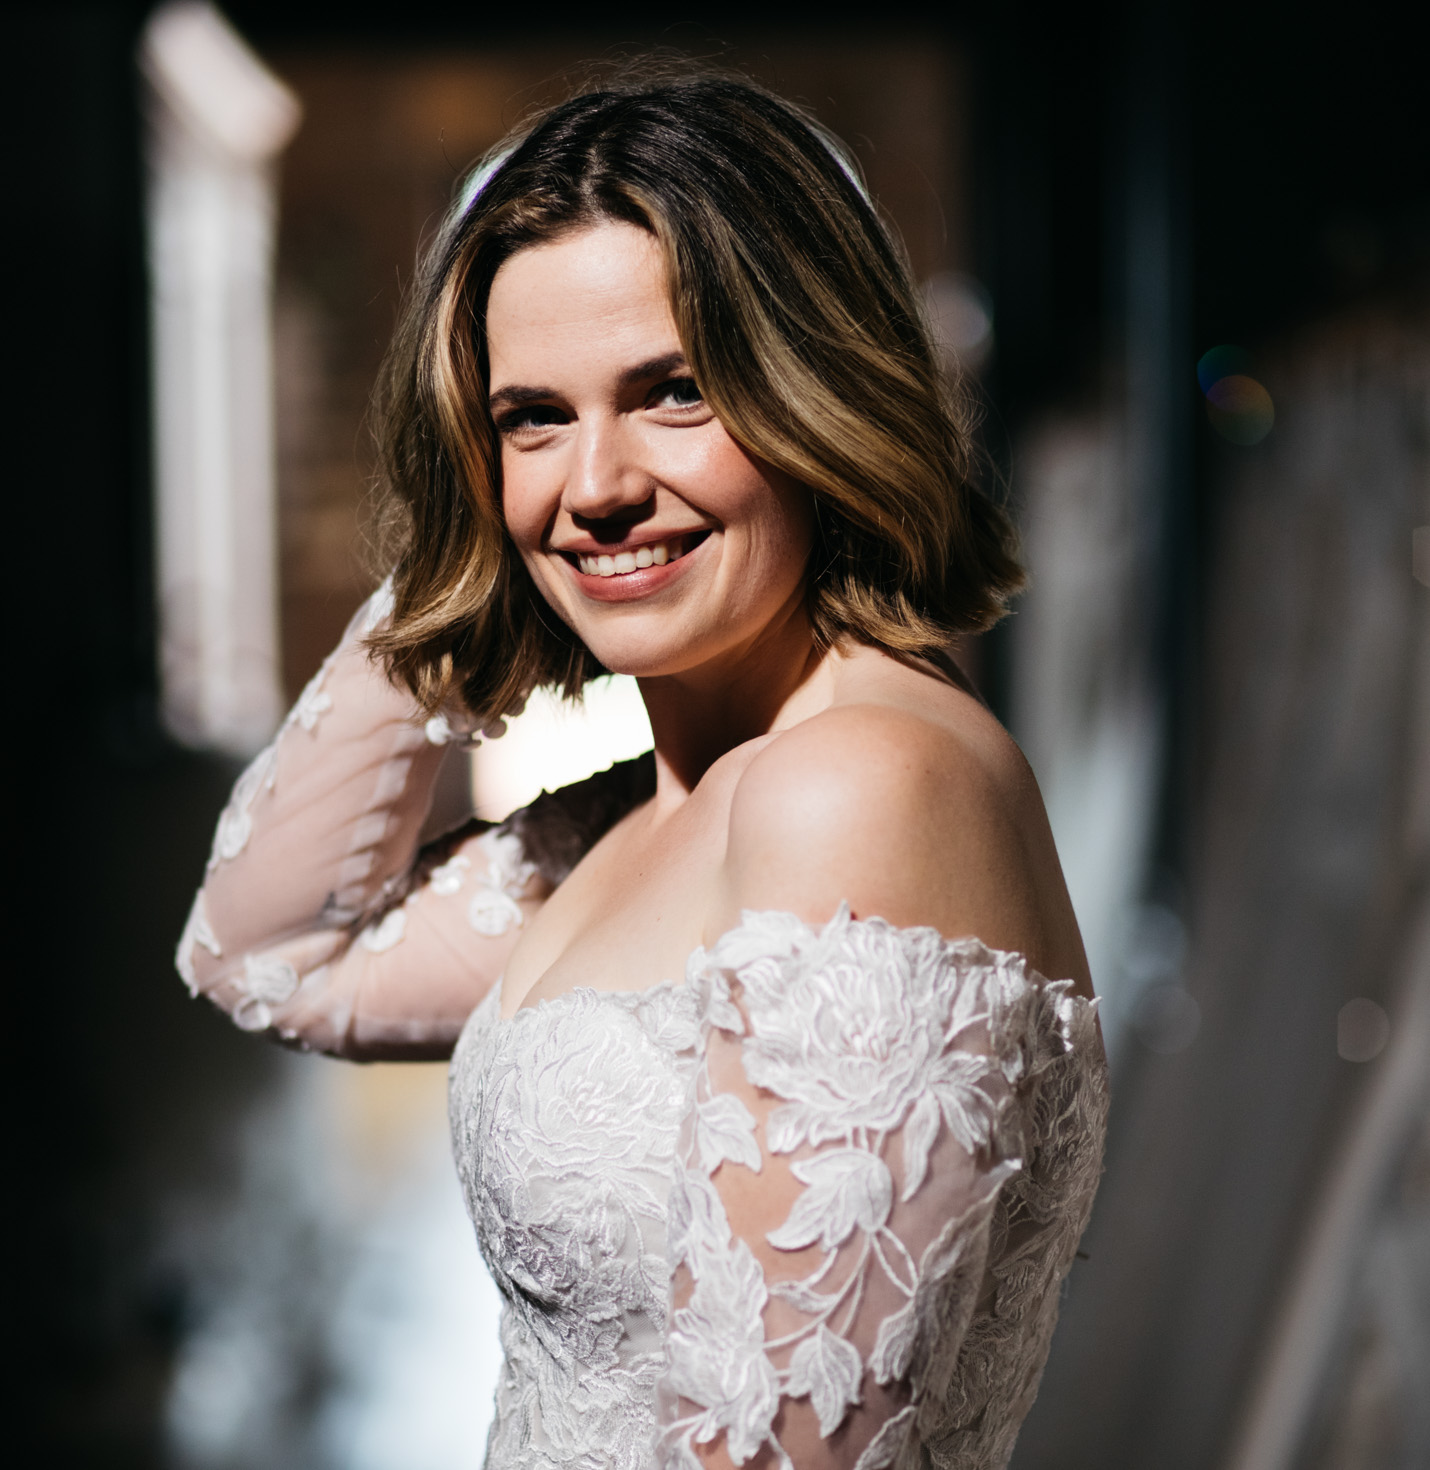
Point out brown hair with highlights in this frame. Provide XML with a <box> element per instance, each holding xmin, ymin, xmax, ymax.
<box><xmin>368</xmin><ymin>67</ymin><xmax>1023</xmax><ymax>717</ymax></box>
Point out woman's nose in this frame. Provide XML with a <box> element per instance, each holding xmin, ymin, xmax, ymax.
<box><xmin>562</xmin><ymin>419</ymin><xmax>653</xmax><ymax>522</ymax></box>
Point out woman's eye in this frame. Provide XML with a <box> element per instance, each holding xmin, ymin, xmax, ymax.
<box><xmin>498</xmin><ymin>405</ymin><xmax>566</xmax><ymax>433</ymax></box>
<box><xmin>652</xmin><ymin>377</ymin><xmax>704</xmax><ymax>409</ymax></box>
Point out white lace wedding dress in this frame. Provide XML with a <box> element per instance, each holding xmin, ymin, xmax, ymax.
<box><xmin>180</xmin><ymin>587</ymin><xmax>1108</xmax><ymax>1470</ymax></box>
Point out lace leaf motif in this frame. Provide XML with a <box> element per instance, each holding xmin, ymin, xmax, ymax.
<box><xmin>694</xmin><ymin>1091</ymin><xmax>763</xmax><ymax>1175</ymax></box>
<box><xmin>787</xmin><ymin>1325</ymin><xmax>864</xmax><ymax>1436</ymax></box>
<box><xmin>767</xmin><ymin>1149</ymin><xmax>893</xmax><ymax>1252</ymax></box>
<box><xmin>667</xmin><ymin>1184</ymin><xmax>779</xmax><ymax>1465</ymax></box>
<box><xmin>900</xmin><ymin>1090</ymin><xmax>941</xmax><ymax>1202</ymax></box>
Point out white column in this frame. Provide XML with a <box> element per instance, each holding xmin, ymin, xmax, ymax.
<box><xmin>141</xmin><ymin>2</ymin><xmax>301</xmax><ymax>757</ymax></box>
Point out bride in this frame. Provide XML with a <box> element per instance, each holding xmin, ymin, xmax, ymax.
<box><xmin>179</xmin><ymin>70</ymin><xmax>1107</xmax><ymax>1470</ymax></box>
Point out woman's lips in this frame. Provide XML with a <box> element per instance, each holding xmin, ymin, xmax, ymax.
<box><xmin>558</xmin><ymin>531</ymin><xmax>710</xmax><ymax>601</ymax></box>
<box><xmin>570</xmin><ymin>532</ymin><xmax>702</xmax><ymax>577</ymax></box>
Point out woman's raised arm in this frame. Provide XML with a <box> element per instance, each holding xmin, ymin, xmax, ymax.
<box><xmin>177</xmin><ymin>583</ymin><xmax>656</xmax><ymax>1061</ymax></box>
<box><xmin>175</xmin><ymin>584</ymin><xmax>539</xmax><ymax>1059</ymax></box>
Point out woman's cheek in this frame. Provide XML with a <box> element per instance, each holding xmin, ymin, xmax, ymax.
<box><xmin>500</xmin><ymin>464</ymin><xmax>551</xmax><ymax>561</ymax></box>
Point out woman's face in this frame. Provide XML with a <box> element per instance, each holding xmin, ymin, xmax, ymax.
<box><xmin>485</xmin><ymin>220</ymin><xmax>813</xmax><ymax>681</ymax></box>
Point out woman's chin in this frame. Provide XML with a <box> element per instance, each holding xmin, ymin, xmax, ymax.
<box><xmin>581</xmin><ymin>645</ymin><xmax>692</xmax><ymax>681</ymax></box>
<box><xmin>574</xmin><ymin>625</ymin><xmax>722</xmax><ymax>682</ymax></box>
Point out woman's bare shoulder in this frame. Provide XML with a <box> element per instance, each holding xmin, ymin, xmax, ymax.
<box><xmin>714</xmin><ymin>663</ymin><xmax>1061</xmax><ymax>958</ymax></box>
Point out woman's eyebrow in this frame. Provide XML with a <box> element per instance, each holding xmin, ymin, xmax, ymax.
<box><xmin>620</xmin><ymin>351</ymin><xmax>690</xmax><ymax>386</ymax></box>
<box><xmin>488</xmin><ymin>383</ymin><xmax>553</xmax><ymax>414</ymax></box>
<box><xmin>487</xmin><ymin>352</ymin><xmax>691</xmax><ymax>415</ymax></box>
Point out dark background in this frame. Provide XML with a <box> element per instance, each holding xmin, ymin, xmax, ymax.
<box><xmin>11</xmin><ymin>2</ymin><xmax>1427</xmax><ymax>1467</ymax></box>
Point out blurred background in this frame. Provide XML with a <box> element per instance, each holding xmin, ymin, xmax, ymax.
<box><xmin>11</xmin><ymin>2</ymin><xmax>1427</xmax><ymax>1467</ymax></box>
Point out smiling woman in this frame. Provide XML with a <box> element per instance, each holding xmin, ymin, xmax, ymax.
<box><xmin>179</xmin><ymin>68</ymin><xmax>1108</xmax><ymax>1470</ymax></box>
<box><xmin>369</xmin><ymin>73</ymin><xmax>1021</xmax><ymax>723</ymax></box>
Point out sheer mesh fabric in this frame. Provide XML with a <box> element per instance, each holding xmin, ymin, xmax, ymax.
<box><xmin>179</xmin><ymin>583</ymin><xmax>653</xmax><ymax>1059</ymax></box>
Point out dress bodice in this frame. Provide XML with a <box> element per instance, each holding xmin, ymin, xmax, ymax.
<box><xmin>451</xmin><ymin>983</ymin><xmax>701</xmax><ymax>1470</ymax></box>
<box><xmin>447</xmin><ymin>910</ymin><xmax>1108</xmax><ymax>1470</ymax></box>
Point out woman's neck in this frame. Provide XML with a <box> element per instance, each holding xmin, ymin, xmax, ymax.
<box><xmin>637</xmin><ymin>599</ymin><xmax>837</xmax><ymax>800</ymax></box>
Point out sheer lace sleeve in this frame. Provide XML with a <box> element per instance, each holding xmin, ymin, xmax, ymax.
<box><xmin>176</xmin><ymin>581</ymin><xmax>656</xmax><ymax>1060</ymax></box>
<box><xmin>660</xmin><ymin>908</ymin><xmax>1108</xmax><ymax>1470</ymax></box>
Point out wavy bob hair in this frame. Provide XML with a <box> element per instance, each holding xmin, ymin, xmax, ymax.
<box><xmin>369</xmin><ymin>69</ymin><xmax>1023</xmax><ymax>718</ymax></box>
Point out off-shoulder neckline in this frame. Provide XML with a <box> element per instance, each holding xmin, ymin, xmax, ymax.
<box><xmin>498</xmin><ymin>975</ymin><xmax>685</xmax><ymax>1024</ymax></box>
<box><xmin>496</xmin><ymin>904</ymin><xmax>1096</xmax><ymax>1025</ymax></box>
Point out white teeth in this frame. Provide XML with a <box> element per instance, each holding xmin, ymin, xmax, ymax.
<box><xmin>575</xmin><ymin>537</ymin><xmax>689</xmax><ymax>576</ymax></box>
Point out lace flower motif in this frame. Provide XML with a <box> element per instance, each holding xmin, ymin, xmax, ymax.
<box><xmin>423</xmin><ymin>710</ymin><xmax>484</xmax><ymax>747</ymax></box>
<box><xmin>232</xmin><ymin>953</ymin><xmax>300</xmax><ymax>1032</ymax></box>
<box><xmin>666</xmin><ymin>1171</ymin><xmax>781</xmax><ymax>1463</ymax></box>
<box><xmin>360</xmin><ymin>576</ymin><xmax>395</xmax><ymax>634</ymax></box>
<box><xmin>444</xmin><ymin>909</ymin><xmax>1106</xmax><ymax>1470</ymax></box>
<box><xmin>359</xmin><ymin>906</ymin><xmax>407</xmax><ymax>953</ymax></box>
<box><xmin>467</xmin><ymin>829</ymin><xmax>538</xmax><ymax>937</ymax></box>
<box><xmin>293</xmin><ymin>672</ymin><xmax>333</xmax><ymax>732</ymax></box>
<box><xmin>694</xmin><ymin>906</ymin><xmax>1008</xmax><ymax>1177</ymax></box>
<box><xmin>471</xmin><ymin>989</ymin><xmax>694</xmax><ymax>1371</ymax></box>
<box><xmin>428</xmin><ymin>853</ymin><xmax>470</xmax><ymax>896</ymax></box>
<box><xmin>175</xmin><ymin>890</ymin><xmax>222</xmax><ymax>994</ymax></box>
<box><xmin>208</xmin><ymin>742</ymin><xmax>278</xmax><ymax>869</ymax></box>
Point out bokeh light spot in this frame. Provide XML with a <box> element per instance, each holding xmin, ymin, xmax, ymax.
<box><xmin>1206</xmin><ymin>373</ymin><xmax>1275</xmax><ymax>445</ymax></box>
<box><xmin>1196</xmin><ymin>344</ymin><xmax>1251</xmax><ymax>394</ymax></box>
<box><xmin>1134</xmin><ymin>983</ymin><xmax>1202</xmax><ymax>1055</ymax></box>
<box><xmin>1337</xmin><ymin>998</ymin><xmax>1390</xmax><ymax>1062</ymax></box>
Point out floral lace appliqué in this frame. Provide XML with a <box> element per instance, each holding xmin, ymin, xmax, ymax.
<box><xmin>360</xmin><ymin>576</ymin><xmax>395</xmax><ymax>634</ymax></box>
<box><xmin>359</xmin><ymin>906</ymin><xmax>408</xmax><ymax>954</ymax></box>
<box><xmin>466</xmin><ymin>829</ymin><xmax>539</xmax><ymax>937</ymax></box>
<box><xmin>660</xmin><ymin>907</ymin><xmax>1107</xmax><ymax>1470</ymax></box>
<box><xmin>175</xmin><ymin>890</ymin><xmax>222</xmax><ymax>994</ymax></box>
<box><xmin>232</xmin><ymin>953</ymin><xmax>301</xmax><ymax>1032</ymax></box>
<box><xmin>450</xmin><ymin>983</ymin><xmax>699</xmax><ymax>1470</ymax></box>
<box><xmin>208</xmin><ymin>742</ymin><xmax>278</xmax><ymax>869</ymax></box>
<box><xmin>447</xmin><ymin>909</ymin><xmax>1107</xmax><ymax>1470</ymax></box>
<box><xmin>207</xmin><ymin>579</ymin><xmax>402</xmax><ymax>876</ymax></box>
<box><xmin>429</xmin><ymin>854</ymin><xmax>470</xmax><ymax>896</ymax></box>
<box><xmin>289</xmin><ymin>661</ymin><xmax>334</xmax><ymax>732</ymax></box>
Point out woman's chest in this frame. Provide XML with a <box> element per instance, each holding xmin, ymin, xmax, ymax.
<box><xmin>449</xmin><ymin>985</ymin><xmax>700</xmax><ymax>1345</ymax></box>
<box><xmin>500</xmin><ymin>778</ymin><xmax>732</xmax><ymax>1016</ymax></box>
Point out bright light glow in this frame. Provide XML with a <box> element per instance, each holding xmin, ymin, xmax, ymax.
<box><xmin>164</xmin><ymin>1060</ymin><xmax>502</xmax><ymax>1470</ymax></box>
<box><xmin>142</xmin><ymin>1</ymin><xmax>302</xmax><ymax>755</ymax></box>
<box><xmin>472</xmin><ymin>675</ymin><xmax>654</xmax><ymax>820</ymax></box>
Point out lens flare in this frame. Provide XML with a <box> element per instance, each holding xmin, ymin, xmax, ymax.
<box><xmin>1205</xmin><ymin>374</ymin><xmax>1275</xmax><ymax>445</ymax></box>
<box><xmin>1196</xmin><ymin>344</ymin><xmax>1251</xmax><ymax>394</ymax></box>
